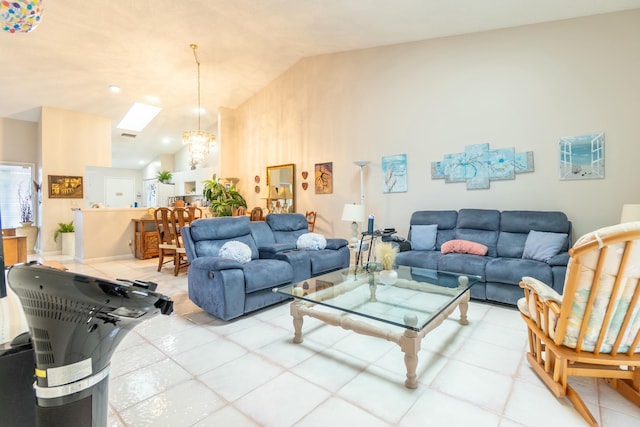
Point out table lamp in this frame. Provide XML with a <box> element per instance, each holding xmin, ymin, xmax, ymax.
<box><xmin>620</xmin><ymin>204</ymin><xmax>640</xmax><ymax>223</ymax></box>
<box><xmin>342</xmin><ymin>203</ymin><xmax>365</xmax><ymax>244</ymax></box>
<box><xmin>268</xmin><ymin>186</ymin><xmax>279</xmax><ymax>212</ymax></box>
<box><xmin>279</xmin><ymin>186</ymin><xmax>293</xmax><ymax>212</ymax></box>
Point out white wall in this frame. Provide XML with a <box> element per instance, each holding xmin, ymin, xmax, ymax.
<box><xmin>85</xmin><ymin>166</ymin><xmax>144</xmax><ymax>207</ymax></box>
<box><xmin>0</xmin><ymin>118</ymin><xmax>37</xmax><ymax>162</ymax></box>
<box><xmin>39</xmin><ymin>107</ymin><xmax>112</xmax><ymax>253</ymax></box>
<box><xmin>227</xmin><ymin>10</ymin><xmax>640</xmax><ymax>239</ymax></box>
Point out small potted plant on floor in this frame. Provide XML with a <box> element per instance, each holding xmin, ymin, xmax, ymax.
<box><xmin>54</xmin><ymin>220</ymin><xmax>75</xmax><ymax>255</ymax></box>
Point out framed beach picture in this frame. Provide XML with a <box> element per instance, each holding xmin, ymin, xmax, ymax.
<box><xmin>559</xmin><ymin>133</ymin><xmax>604</xmax><ymax>180</ymax></box>
<box><xmin>314</xmin><ymin>162</ymin><xmax>333</xmax><ymax>194</ymax></box>
<box><xmin>382</xmin><ymin>154</ymin><xmax>408</xmax><ymax>193</ymax></box>
<box><xmin>48</xmin><ymin>175</ymin><xmax>84</xmax><ymax>199</ymax></box>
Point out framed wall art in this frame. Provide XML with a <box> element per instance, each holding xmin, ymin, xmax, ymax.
<box><xmin>559</xmin><ymin>132</ymin><xmax>604</xmax><ymax>180</ymax></box>
<box><xmin>48</xmin><ymin>175</ymin><xmax>84</xmax><ymax>199</ymax></box>
<box><xmin>314</xmin><ymin>162</ymin><xmax>333</xmax><ymax>194</ymax></box>
<box><xmin>382</xmin><ymin>153</ymin><xmax>408</xmax><ymax>193</ymax></box>
<box><xmin>431</xmin><ymin>144</ymin><xmax>534</xmax><ymax>189</ymax></box>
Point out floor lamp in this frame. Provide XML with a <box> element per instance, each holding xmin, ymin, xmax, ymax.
<box><xmin>354</xmin><ymin>161</ymin><xmax>370</xmax><ymax>206</ymax></box>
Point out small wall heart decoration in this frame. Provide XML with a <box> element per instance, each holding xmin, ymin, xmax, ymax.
<box><xmin>302</xmin><ymin>182</ymin><xmax>308</xmax><ymax>190</ymax></box>
<box><xmin>301</xmin><ymin>171</ymin><xmax>308</xmax><ymax>179</ymax></box>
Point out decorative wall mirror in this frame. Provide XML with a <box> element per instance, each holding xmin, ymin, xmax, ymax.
<box><xmin>266</xmin><ymin>163</ymin><xmax>295</xmax><ymax>213</ymax></box>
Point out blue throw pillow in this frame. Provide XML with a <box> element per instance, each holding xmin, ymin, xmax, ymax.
<box><xmin>410</xmin><ymin>224</ymin><xmax>438</xmax><ymax>250</ymax></box>
<box><xmin>522</xmin><ymin>230</ymin><xmax>568</xmax><ymax>262</ymax></box>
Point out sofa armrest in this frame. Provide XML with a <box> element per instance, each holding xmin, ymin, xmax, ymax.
<box><xmin>325</xmin><ymin>238</ymin><xmax>349</xmax><ymax>250</ymax></box>
<box><xmin>190</xmin><ymin>256</ymin><xmax>243</xmax><ymax>270</ymax></box>
<box><xmin>259</xmin><ymin>243</ymin><xmax>297</xmax><ymax>258</ymax></box>
<box><xmin>275</xmin><ymin>250</ymin><xmax>311</xmax><ymax>283</ymax></box>
<box><xmin>547</xmin><ymin>252</ymin><xmax>569</xmax><ymax>266</ymax></box>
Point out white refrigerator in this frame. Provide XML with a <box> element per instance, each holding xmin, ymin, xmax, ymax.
<box><xmin>143</xmin><ymin>180</ymin><xmax>175</xmax><ymax>207</ymax></box>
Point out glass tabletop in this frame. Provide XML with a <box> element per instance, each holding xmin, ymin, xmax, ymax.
<box><xmin>274</xmin><ymin>265</ymin><xmax>480</xmax><ymax>331</ymax></box>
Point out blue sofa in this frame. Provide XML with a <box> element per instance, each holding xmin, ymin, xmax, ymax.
<box><xmin>395</xmin><ymin>209</ymin><xmax>572</xmax><ymax>306</ymax></box>
<box><xmin>182</xmin><ymin>214</ymin><xmax>349</xmax><ymax>320</ymax></box>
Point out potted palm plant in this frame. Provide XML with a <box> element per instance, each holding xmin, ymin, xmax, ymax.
<box><xmin>54</xmin><ymin>220</ymin><xmax>75</xmax><ymax>255</ymax></box>
<box><xmin>156</xmin><ymin>170</ymin><xmax>172</xmax><ymax>184</ymax></box>
<box><xmin>202</xmin><ymin>174</ymin><xmax>247</xmax><ymax>216</ymax></box>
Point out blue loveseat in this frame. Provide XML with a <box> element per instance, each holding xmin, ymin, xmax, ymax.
<box><xmin>182</xmin><ymin>214</ymin><xmax>349</xmax><ymax>320</ymax></box>
<box><xmin>395</xmin><ymin>209</ymin><xmax>572</xmax><ymax>306</ymax></box>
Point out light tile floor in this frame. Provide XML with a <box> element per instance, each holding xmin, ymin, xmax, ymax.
<box><xmin>4</xmin><ymin>256</ymin><xmax>640</xmax><ymax>426</ymax></box>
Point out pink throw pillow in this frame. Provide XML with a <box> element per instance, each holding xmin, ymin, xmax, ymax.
<box><xmin>441</xmin><ymin>239</ymin><xmax>488</xmax><ymax>256</ymax></box>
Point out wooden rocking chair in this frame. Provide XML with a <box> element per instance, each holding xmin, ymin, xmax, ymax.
<box><xmin>518</xmin><ymin>222</ymin><xmax>640</xmax><ymax>426</ymax></box>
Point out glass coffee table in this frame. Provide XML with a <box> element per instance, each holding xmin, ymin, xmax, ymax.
<box><xmin>274</xmin><ymin>265</ymin><xmax>480</xmax><ymax>389</ymax></box>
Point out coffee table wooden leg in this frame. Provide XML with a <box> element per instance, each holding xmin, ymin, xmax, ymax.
<box><xmin>290</xmin><ymin>300</ymin><xmax>304</xmax><ymax>344</ymax></box>
<box><xmin>401</xmin><ymin>329</ymin><xmax>420</xmax><ymax>389</ymax></box>
<box><xmin>458</xmin><ymin>291</ymin><xmax>470</xmax><ymax>326</ymax></box>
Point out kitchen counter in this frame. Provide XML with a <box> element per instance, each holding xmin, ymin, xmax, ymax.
<box><xmin>72</xmin><ymin>207</ymin><xmax>149</xmax><ymax>261</ymax></box>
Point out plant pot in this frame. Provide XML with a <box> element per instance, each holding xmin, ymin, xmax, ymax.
<box><xmin>61</xmin><ymin>232</ymin><xmax>75</xmax><ymax>256</ymax></box>
<box><xmin>16</xmin><ymin>222</ymin><xmax>38</xmax><ymax>254</ymax></box>
<box><xmin>379</xmin><ymin>269</ymin><xmax>398</xmax><ymax>285</ymax></box>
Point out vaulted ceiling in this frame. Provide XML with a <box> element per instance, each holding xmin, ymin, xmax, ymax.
<box><xmin>2</xmin><ymin>0</ymin><xmax>639</xmax><ymax>169</ymax></box>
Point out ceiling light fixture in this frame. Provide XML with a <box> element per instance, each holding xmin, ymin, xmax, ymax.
<box><xmin>1</xmin><ymin>0</ymin><xmax>43</xmax><ymax>33</ymax></box>
<box><xmin>182</xmin><ymin>43</ymin><xmax>215</xmax><ymax>166</ymax></box>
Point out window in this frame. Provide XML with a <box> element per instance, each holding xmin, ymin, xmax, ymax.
<box><xmin>0</xmin><ymin>163</ymin><xmax>35</xmax><ymax>228</ymax></box>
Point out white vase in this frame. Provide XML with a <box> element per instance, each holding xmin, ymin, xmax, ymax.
<box><xmin>379</xmin><ymin>269</ymin><xmax>398</xmax><ymax>285</ymax></box>
<box><xmin>61</xmin><ymin>232</ymin><xmax>75</xmax><ymax>256</ymax></box>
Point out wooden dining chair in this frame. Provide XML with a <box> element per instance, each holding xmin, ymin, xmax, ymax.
<box><xmin>518</xmin><ymin>222</ymin><xmax>640</xmax><ymax>426</ymax></box>
<box><xmin>305</xmin><ymin>211</ymin><xmax>317</xmax><ymax>232</ymax></box>
<box><xmin>170</xmin><ymin>207</ymin><xmax>191</xmax><ymax>275</ymax></box>
<box><xmin>153</xmin><ymin>207</ymin><xmax>178</xmax><ymax>273</ymax></box>
<box><xmin>250</xmin><ymin>206</ymin><xmax>264</xmax><ymax>221</ymax></box>
<box><xmin>187</xmin><ymin>206</ymin><xmax>203</xmax><ymax>220</ymax></box>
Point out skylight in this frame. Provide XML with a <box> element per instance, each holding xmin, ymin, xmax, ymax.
<box><xmin>117</xmin><ymin>102</ymin><xmax>162</xmax><ymax>132</ymax></box>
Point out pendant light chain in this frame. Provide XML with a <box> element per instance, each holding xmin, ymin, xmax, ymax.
<box><xmin>191</xmin><ymin>43</ymin><xmax>202</xmax><ymax>131</ymax></box>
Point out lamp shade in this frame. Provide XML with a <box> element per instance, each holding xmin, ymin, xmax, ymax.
<box><xmin>279</xmin><ymin>186</ymin><xmax>292</xmax><ymax>199</ymax></box>
<box><xmin>341</xmin><ymin>204</ymin><xmax>365</xmax><ymax>223</ymax></box>
<box><xmin>620</xmin><ymin>204</ymin><xmax>640</xmax><ymax>223</ymax></box>
<box><xmin>269</xmin><ymin>186</ymin><xmax>279</xmax><ymax>199</ymax></box>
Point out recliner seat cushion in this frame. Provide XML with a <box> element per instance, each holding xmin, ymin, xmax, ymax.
<box><xmin>243</xmin><ymin>259</ymin><xmax>294</xmax><ymax>293</ymax></box>
<box><xmin>308</xmin><ymin>249</ymin><xmax>346</xmax><ymax>275</ymax></box>
<box><xmin>438</xmin><ymin>253</ymin><xmax>488</xmax><ymax>281</ymax></box>
<box><xmin>395</xmin><ymin>250</ymin><xmax>441</xmax><ymax>270</ymax></box>
<box><xmin>486</xmin><ymin>257</ymin><xmax>553</xmax><ymax>286</ymax></box>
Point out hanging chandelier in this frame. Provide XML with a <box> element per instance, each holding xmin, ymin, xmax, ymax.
<box><xmin>182</xmin><ymin>43</ymin><xmax>215</xmax><ymax>166</ymax></box>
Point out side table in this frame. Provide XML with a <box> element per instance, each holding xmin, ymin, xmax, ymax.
<box><xmin>132</xmin><ymin>219</ymin><xmax>159</xmax><ymax>259</ymax></box>
<box><xmin>354</xmin><ymin>230</ymin><xmax>396</xmax><ymax>268</ymax></box>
